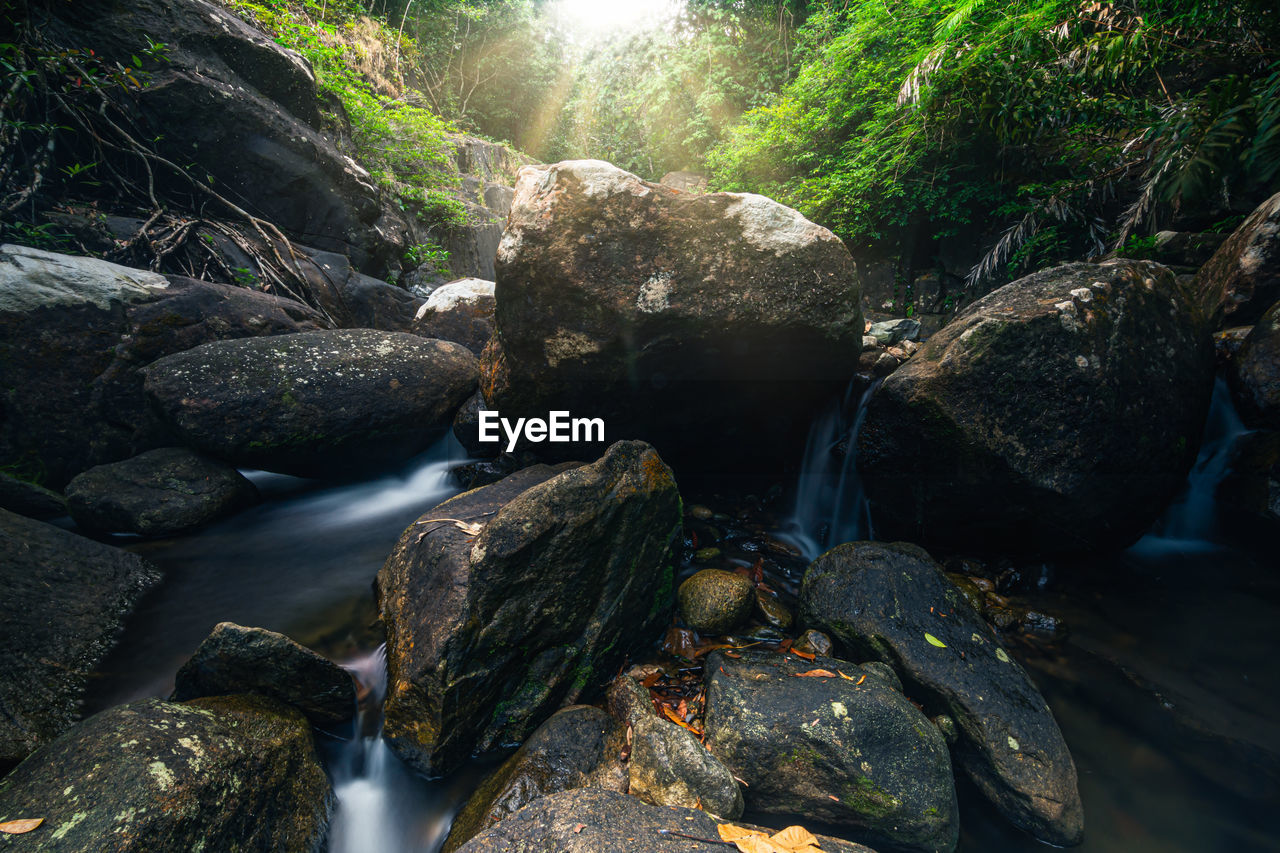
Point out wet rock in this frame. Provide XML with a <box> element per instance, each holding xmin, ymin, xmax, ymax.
<box><xmin>703</xmin><ymin>649</ymin><xmax>957</xmax><ymax>853</ymax></box>
<box><xmin>0</xmin><ymin>472</ymin><xmax>64</xmax><ymax>520</ymax></box>
<box><xmin>1197</xmin><ymin>191</ymin><xmax>1280</xmax><ymax>325</ymax></box>
<box><xmin>1215</xmin><ymin>325</ymin><xmax>1254</xmax><ymax>362</ymax></box>
<box><xmin>453</xmin><ymin>390</ymin><xmax>500</xmax><ymax>457</ymax></box>
<box><xmin>143</xmin><ymin>329</ymin><xmax>477</xmax><ymax>477</ymax></box>
<box><xmin>171</xmin><ymin>622</ymin><xmax>357</xmax><ymax>726</ymax></box>
<box><xmin>858</xmin><ymin>260</ymin><xmax>1214</xmax><ymax>555</ymax></box>
<box><xmin>443</xmin><ymin>706</ymin><xmax>627</xmax><ymax>852</ymax></box>
<box><xmin>793</xmin><ymin>628</ymin><xmax>834</xmax><ymax>657</ymax></box>
<box><xmin>0</xmin><ymin>245</ymin><xmax>327</xmax><ymax>487</ymax></box>
<box><xmin>455</xmin><ymin>788</ymin><xmax>875</xmax><ymax>853</ymax></box>
<box><xmin>0</xmin><ymin>695</ymin><xmax>331</xmax><ymax>852</ymax></box>
<box><xmin>754</xmin><ymin>589</ymin><xmax>794</xmax><ymax>630</ymax></box>
<box><xmin>66</xmin><ymin>447</ymin><xmax>258</xmax><ymax>536</ymax></box>
<box><xmin>450</xmin><ymin>451</ymin><xmax>541</xmax><ymax>490</ymax></box>
<box><xmin>688</xmin><ymin>505</ymin><xmax>714</xmax><ymax>521</ymax></box>
<box><xmin>378</xmin><ymin>441</ymin><xmax>682</xmax><ymax>776</ymax></box>
<box><xmin>800</xmin><ymin>542</ymin><xmax>1083</xmax><ymax>847</ymax></box>
<box><xmin>413</xmin><ymin>278</ymin><xmax>496</xmax><ymax>355</ymax></box>
<box><xmin>677</xmin><ymin>569</ymin><xmax>754</xmax><ymax>634</ymax></box>
<box><xmin>944</xmin><ymin>573</ymin><xmax>987</xmax><ymax>615</ymax></box>
<box><xmin>1219</xmin><ymin>430</ymin><xmax>1280</xmax><ymax>526</ymax></box>
<box><xmin>1230</xmin><ymin>300</ymin><xmax>1280</xmax><ymax>428</ymax></box>
<box><xmin>868</xmin><ymin>317</ymin><xmax>921</xmax><ymax>345</ymax></box>
<box><xmin>483</xmin><ymin>160</ymin><xmax>864</xmax><ymax>474</ymax></box>
<box><xmin>0</xmin><ymin>510</ymin><xmax>161</xmax><ymax>772</ymax></box>
<box><xmin>608</xmin><ymin>675</ymin><xmax>743</xmax><ymax>819</ymax></box>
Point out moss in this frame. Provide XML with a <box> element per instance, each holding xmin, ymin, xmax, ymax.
<box><xmin>842</xmin><ymin>774</ymin><xmax>900</xmax><ymax>819</ymax></box>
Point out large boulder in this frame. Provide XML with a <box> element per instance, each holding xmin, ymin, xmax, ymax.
<box><xmin>295</xmin><ymin>248</ymin><xmax>426</xmax><ymax>331</ymax></box>
<box><xmin>0</xmin><ymin>245</ymin><xmax>327</xmax><ymax>488</ymax></box>
<box><xmin>857</xmin><ymin>260</ymin><xmax>1214</xmax><ymax>554</ymax></box>
<box><xmin>142</xmin><ymin>328</ymin><xmax>478</xmax><ymax>476</ymax></box>
<box><xmin>66</xmin><ymin>447</ymin><xmax>258</xmax><ymax>536</ymax></box>
<box><xmin>1197</xmin><ymin>192</ymin><xmax>1280</xmax><ymax>326</ymax></box>
<box><xmin>1230</xmin><ymin>300</ymin><xmax>1280</xmax><ymax>428</ymax></box>
<box><xmin>0</xmin><ymin>510</ymin><xmax>161</xmax><ymax>773</ymax></box>
<box><xmin>412</xmin><ymin>278</ymin><xmax>496</xmax><ymax>354</ymax></box>
<box><xmin>703</xmin><ymin>650</ymin><xmax>956</xmax><ymax>853</ymax></box>
<box><xmin>484</xmin><ymin>160</ymin><xmax>863</xmax><ymax>472</ymax></box>
<box><xmin>377</xmin><ymin>441</ymin><xmax>682</xmax><ymax>776</ymax></box>
<box><xmin>800</xmin><ymin>542</ymin><xmax>1083</xmax><ymax>847</ymax></box>
<box><xmin>0</xmin><ymin>695</ymin><xmax>331</xmax><ymax>852</ymax></box>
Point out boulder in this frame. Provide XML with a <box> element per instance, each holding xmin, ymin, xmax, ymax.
<box><xmin>0</xmin><ymin>696</ymin><xmax>331</xmax><ymax>852</ymax></box>
<box><xmin>800</xmin><ymin>542</ymin><xmax>1083</xmax><ymax>847</ymax></box>
<box><xmin>867</xmin><ymin>318</ymin><xmax>921</xmax><ymax>345</ymax></box>
<box><xmin>703</xmin><ymin>650</ymin><xmax>956</xmax><ymax>853</ymax></box>
<box><xmin>1197</xmin><ymin>192</ymin><xmax>1280</xmax><ymax>326</ymax></box>
<box><xmin>171</xmin><ymin>622</ymin><xmax>357</xmax><ymax>726</ymax></box>
<box><xmin>443</xmin><ymin>706</ymin><xmax>627</xmax><ymax>852</ymax></box>
<box><xmin>608</xmin><ymin>675</ymin><xmax>743</xmax><ymax>820</ymax></box>
<box><xmin>659</xmin><ymin>171</ymin><xmax>709</xmax><ymax>193</ymax></box>
<box><xmin>455</xmin><ymin>788</ymin><xmax>876</xmax><ymax>853</ymax></box>
<box><xmin>0</xmin><ymin>245</ymin><xmax>327</xmax><ymax>488</ymax></box>
<box><xmin>413</xmin><ymin>278</ymin><xmax>496</xmax><ymax>354</ymax></box>
<box><xmin>484</xmin><ymin>160</ymin><xmax>863</xmax><ymax>473</ymax></box>
<box><xmin>295</xmin><ymin>247</ymin><xmax>426</xmax><ymax>331</ymax></box>
<box><xmin>142</xmin><ymin>328</ymin><xmax>478</xmax><ymax>477</ymax></box>
<box><xmin>66</xmin><ymin>447</ymin><xmax>258</xmax><ymax>536</ymax></box>
<box><xmin>378</xmin><ymin>440</ymin><xmax>682</xmax><ymax>776</ymax></box>
<box><xmin>1219</xmin><ymin>430</ymin><xmax>1280</xmax><ymax>528</ymax></box>
<box><xmin>453</xmin><ymin>390</ymin><xmax>501</xmax><ymax>457</ymax></box>
<box><xmin>0</xmin><ymin>510</ymin><xmax>161</xmax><ymax>773</ymax></box>
<box><xmin>677</xmin><ymin>569</ymin><xmax>754</xmax><ymax>635</ymax></box>
<box><xmin>1230</xmin><ymin>300</ymin><xmax>1280</xmax><ymax>428</ymax></box>
<box><xmin>857</xmin><ymin>260</ymin><xmax>1214</xmax><ymax>554</ymax></box>
<box><xmin>0</xmin><ymin>472</ymin><xmax>65</xmax><ymax>520</ymax></box>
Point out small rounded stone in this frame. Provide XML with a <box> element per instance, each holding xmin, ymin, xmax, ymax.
<box><xmin>677</xmin><ymin>569</ymin><xmax>754</xmax><ymax>635</ymax></box>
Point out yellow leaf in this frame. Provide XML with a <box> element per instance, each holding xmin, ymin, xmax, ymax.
<box><xmin>771</xmin><ymin>826</ymin><xmax>820</xmax><ymax>850</ymax></box>
<box><xmin>925</xmin><ymin>633</ymin><xmax>947</xmax><ymax>648</ymax></box>
<box><xmin>0</xmin><ymin>818</ymin><xmax>42</xmax><ymax>834</ymax></box>
<box><xmin>792</xmin><ymin>669</ymin><xmax>838</xmax><ymax>678</ymax></box>
<box><xmin>718</xmin><ymin>823</ymin><xmax>760</xmax><ymax>842</ymax></box>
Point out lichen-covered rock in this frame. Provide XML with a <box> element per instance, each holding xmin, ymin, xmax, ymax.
<box><xmin>378</xmin><ymin>440</ymin><xmax>682</xmax><ymax>776</ymax></box>
<box><xmin>1197</xmin><ymin>191</ymin><xmax>1280</xmax><ymax>325</ymax></box>
<box><xmin>172</xmin><ymin>622</ymin><xmax>357</xmax><ymax>726</ymax></box>
<box><xmin>800</xmin><ymin>542</ymin><xmax>1083</xmax><ymax>847</ymax></box>
<box><xmin>455</xmin><ymin>788</ymin><xmax>877</xmax><ymax>853</ymax></box>
<box><xmin>858</xmin><ymin>260</ymin><xmax>1214</xmax><ymax>554</ymax></box>
<box><xmin>413</xmin><ymin>278</ymin><xmax>496</xmax><ymax>355</ymax></box>
<box><xmin>0</xmin><ymin>695</ymin><xmax>331</xmax><ymax>852</ymax></box>
<box><xmin>608</xmin><ymin>675</ymin><xmax>743</xmax><ymax>819</ymax></box>
<box><xmin>0</xmin><ymin>510</ymin><xmax>161</xmax><ymax>773</ymax></box>
<box><xmin>142</xmin><ymin>328</ymin><xmax>478</xmax><ymax>477</ymax></box>
<box><xmin>484</xmin><ymin>160</ymin><xmax>864</xmax><ymax>473</ymax></box>
<box><xmin>1230</xmin><ymin>300</ymin><xmax>1280</xmax><ymax>428</ymax></box>
<box><xmin>66</xmin><ymin>447</ymin><xmax>258</xmax><ymax>536</ymax></box>
<box><xmin>677</xmin><ymin>569</ymin><xmax>754</xmax><ymax>634</ymax></box>
<box><xmin>703</xmin><ymin>650</ymin><xmax>956</xmax><ymax>853</ymax></box>
<box><xmin>443</xmin><ymin>706</ymin><xmax>627</xmax><ymax>852</ymax></box>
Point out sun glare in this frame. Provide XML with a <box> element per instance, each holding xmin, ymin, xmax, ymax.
<box><xmin>552</xmin><ymin>0</ymin><xmax>683</xmax><ymax>38</ymax></box>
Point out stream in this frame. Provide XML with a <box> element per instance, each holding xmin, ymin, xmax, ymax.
<box><xmin>80</xmin><ymin>391</ymin><xmax>1280</xmax><ymax>852</ymax></box>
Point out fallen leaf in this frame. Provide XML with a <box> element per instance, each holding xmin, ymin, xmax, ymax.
<box><xmin>772</xmin><ymin>826</ymin><xmax>820</xmax><ymax>849</ymax></box>
<box><xmin>718</xmin><ymin>821</ymin><xmax>824</xmax><ymax>853</ymax></box>
<box><xmin>719</xmin><ymin>823</ymin><xmax>761</xmax><ymax>842</ymax></box>
<box><xmin>0</xmin><ymin>818</ymin><xmax>42</xmax><ymax>834</ymax></box>
<box><xmin>793</xmin><ymin>669</ymin><xmax>838</xmax><ymax>678</ymax></box>
<box><xmin>572</xmin><ymin>823</ymin><xmax>586</xmax><ymax>834</ymax></box>
<box><xmin>790</xmin><ymin>648</ymin><xmax>816</xmax><ymax>661</ymax></box>
<box><xmin>925</xmin><ymin>632</ymin><xmax>947</xmax><ymax>648</ymax></box>
<box><xmin>641</xmin><ymin>671</ymin><xmax>662</xmax><ymax>688</ymax></box>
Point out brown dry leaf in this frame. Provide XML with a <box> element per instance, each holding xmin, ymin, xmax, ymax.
<box><xmin>793</xmin><ymin>669</ymin><xmax>838</xmax><ymax>678</ymax></box>
<box><xmin>0</xmin><ymin>818</ymin><xmax>43</xmax><ymax>834</ymax></box>
<box><xmin>790</xmin><ymin>648</ymin><xmax>816</xmax><ymax>661</ymax></box>
<box><xmin>718</xmin><ymin>823</ymin><xmax>761</xmax><ymax>842</ymax></box>
<box><xmin>771</xmin><ymin>826</ymin><xmax>820</xmax><ymax>849</ymax></box>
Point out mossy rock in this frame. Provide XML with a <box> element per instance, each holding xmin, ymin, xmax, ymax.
<box><xmin>677</xmin><ymin>569</ymin><xmax>753</xmax><ymax>634</ymax></box>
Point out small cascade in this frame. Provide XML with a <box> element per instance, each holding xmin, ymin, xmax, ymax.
<box><xmin>781</xmin><ymin>379</ymin><xmax>881</xmax><ymax>561</ymax></box>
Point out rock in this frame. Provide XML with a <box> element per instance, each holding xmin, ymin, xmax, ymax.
<box><xmin>0</xmin><ymin>245</ymin><xmax>327</xmax><ymax>487</ymax></box>
<box><xmin>1123</xmin><ymin>230</ymin><xmax>1229</xmax><ymax>268</ymax></box>
<box><xmin>450</xmin><ymin>452</ymin><xmax>541</xmax><ymax>490</ymax></box>
<box><xmin>858</xmin><ymin>260</ymin><xmax>1214</xmax><ymax>554</ymax></box>
<box><xmin>443</xmin><ymin>706</ymin><xmax>627</xmax><ymax>852</ymax></box>
<box><xmin>484</xmin><ymin>160</ymin><xmax>864</xmax><ymax>473</ymax></box>
<box><xmin>455</xmin><ymin>788</ymin><xmax>875</xmax><ymax>853</ymax></box>
<box><xmin>754</xmin><ymin>589</ymin><xmax>793</xmax><ymax>630</ymax></box>
<box><xmin>1197</xmin><ymin>192</ymin><xmax>1280</xmax><ymax>326</ymax></box>
<box><xmin>65</xmin><ymin>447</ymin><xmax>258</xmax><ymax>536</ymax></box>
<box><xmin>1219</xmin><ymin>430</ymin><xmax>1280</xmax><ymax>527</ymax></box>
<box><xmin>143</xmin><ymin>328</ymin><xmax>478</xmax><ymax>477</ymax></box>
<box><xmin>0</xmin><ymin>510</ymin><xmax>161</xmax><ymax>772</ymax></box>
<box><xmin>0</xmin><ymin>695</ymin><xmax>331</xmax><ymax>852</ymax></box>
<box><xmin>800</xmin><ymin>542</ymin><xmax>1083</xmax><ymax>847</ymax></box>
<box><xmin>1230</xmin><ymin>300</ymin><xmax>1280</xmax><ymax>428</ymax></box>
<box><xmin>413</xmin><ymin>278</ymin><xmax>497</xmax><ymax>354</ymax></box>
<box><xmin>0</xmin><ymin>472</ymin><xmax>64</xmax><ymax>519</ymax></box>
<box><xmin>1215</xmin><ymin>325</ymin><xmax>1254</xmax><ymax>362</ymax></box>
<box><xmin>378</xmin><ymin>441</ymin><xmax>682</xmax><ymax>776</ymax></box>
<box><xmin>659</xmin><ymin>171</ymin><xmax>709</xmax><ymax>193</ymax></box>
<box><xmin>868</xmin><ymin>317</ymin><xmax>921</xmax><ymax>345</ymax></box>
<box><xmin>171</xmin><ymin>622</ymin><xmax>356</xmax><ymax>726</ymax></box>
<box><xmin>677</xmin><ymin>569</ymin><xmax>754</xmax><ymax>635</ymax></box>
<box><xmin>608</xmin><ymin>676</ymin><xmax>743</xmax><ymax>819</ymax></box>
<box><xmin>793</xmin><ymin>628</ymin><xmax>834</xmax><ymax>657</ymax></box>
<box><xmin>453</xmin><ymin>390</ymin><xmax>501</xmax><ymax>457</ymax></box>
<box><xmin>862</xmin><ymin>335</ymin><xmax>881</xmax><ymax>351</ymax></box>
<box><xmin>295</xmin><ymin>247</ymin><xmax>426</xmax><ymax>331</ymax></box>
<box><xmin>703</xmin><ymin>649</ymin><xmax>956</xmax><ymax>853</ymax></box>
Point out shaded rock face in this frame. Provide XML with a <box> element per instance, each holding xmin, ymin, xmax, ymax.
<box><xmin>0</xmin><ymin>245</ymin><xmax>327</xmax><ymax>488</ymax></box>
<box><xmin>703</xmin><ymin>650</ymin><xmax>956</xmax><ymax>853</ymax></box>
<box><xmin>378</xmin><ymin>441</ymin><xmax>682</xmax><ymax>776</ymax></box>
<box><xmin>1197</xmin><ymin>191</ymin><xmax>1280</xmax><ymax>326</ymax></box>
<box><xmin>1230</xmin><ymin>300</ymin><xmax>1280</xmax><ymax>428</ymax></box>
<box><xmin>142</xmin><ymin>329</ymin><xmax>478</xmax><ymax>477</ymax></box>
<box><xmin>172</xmin><ymin>622</ymin><xmax>356</xmax><ymax>727</ymax></box>
<box><xmin>453</xmin><ymin>390</ymin><xmax>501</xmax><ymax>458</ymax></box>
<box><xmin>456</xmin><ymin>788</ymin><xmax>877</xmax><ymax>853</ymax></box>
<box><xmin>858</xmin><ymin>260</ymin><xmax>1215</xmax><ymax>555</ymax></box>
<box><xmin>0</xmin><ymin>472</ymin><xmax>64</xmax><ymax>520</ymax></box>
<box><xmin>0</xmin><ymin>510</ymin><xmax>161</xmax><ymax>773</ymax></box>
<box><xmin>66</xmin><ymin>447</ymin><xmax>259</xmax><ymax>536</ymax></box>
<box><xmin>1220</xmin><ymin>430</ymin><xmax>1280</xmax><ymax>527</ymax></box>
<box><xmin>800</xmin><ymin>542</ymin><xmax>1083</xmax><ymax>847</ymax></box>
<box><xmin>608</xmin><ymin>676</ymin><xmax>743</xmax><ymax>820</ymax></box>
<box><xmin>0</xmin><ymin>696</ymin><xmax>331</xmax><ymax>852</ymax></box>
<box><xmin>296</xmin><ymin>248</ymin><xmax>426</xmax><ymax>331</ymax></box>
<box><xmin>1122</xmin><ymin>231</ymin><xmax>1228</xmax><ymax>269</ymax></box>
<box><xmin>485</xmin><ymin>160</ymin><xmax>864</xmax><ymax>473</ymax></box>
<box><xmin>413</xmin><ymin>278</ymin><xmax>497</xmax><ymax>355</ymax></box>
<box><xmin>443</xmin><ymin>706</ymin><xmax>627</xmax><ymax>852</ymax></box>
